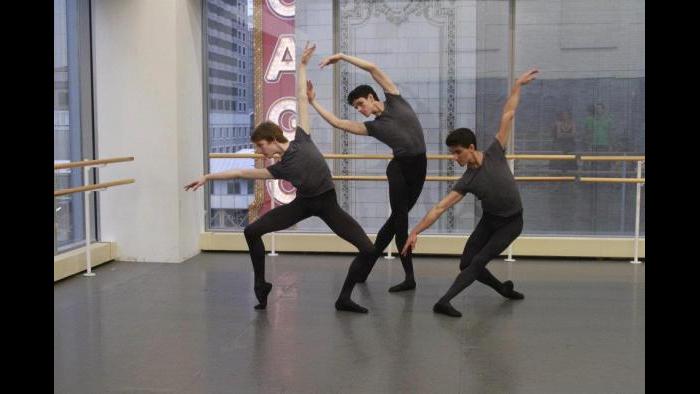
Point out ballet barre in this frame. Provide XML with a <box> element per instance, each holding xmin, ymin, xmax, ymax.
<box><xmin>54</xmin><ymin>156</ymin><xmax>136</xmax><ymax>277</ymax></box>
<box><xmin>210</xmin><ymin>153</ymin><xmax>577</xmax><ymax>161</ymax></box>
<box><xmin>210</xmin><ymin>153</ymin><xmax>644</xmax><ymax>263</ymax></box>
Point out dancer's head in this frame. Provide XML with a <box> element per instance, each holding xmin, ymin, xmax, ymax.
<box><xmin>347</xmin><ymin>85</ymin><xmax>382</xmax><ymax>117</ymax></box>
<box><xmin>445</xmin><ymin>128</ymin><xmax>479</xmax><ymax>167</ymax></box>
<box><xmin>251</xmin><ymin>121</ymin><xmax>289</xmax><ymax>157</ymax></box>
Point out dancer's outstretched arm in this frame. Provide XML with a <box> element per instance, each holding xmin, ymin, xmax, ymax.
<box><xmin>307</xmin><ymin>80</ymin><xmax>368</xmax><ymax>135</ymax></box>
<box><xmin>401</xmin><ymin>191</ymin><xmax>465</xmax><ymax>255</ymax></box>
<box><xmin>319</xmin><ymin>53</ymin><xmax>399</xmax><ymax>95</ymax></box>
<box><xmin>495</xmin><ymin>68</ymin><xmax>539</xmax><ymax>149</ymax></box>
<box><xmin>184</xmin><ymin>168</ymin><xmax>272</xmax><ymax>191</ymax></box>
<box><xmin>296</xmin><ymin>42</ymin><xmax>316</xmax><ymax>134</ymax></box>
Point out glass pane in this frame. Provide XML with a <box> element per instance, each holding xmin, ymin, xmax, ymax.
<box><xmin>54</xmin><ymin>0</ymin><xmax>88</xmax><ymax>252</ymax></box>
<box><xmin>288</xmin><ymin>0</ymin><xmax>499</xmax><ymax>234</ymax></box>
<box><xmin>207</xmin><ymin>0</ymin><xmax>644</xmax><ymax>238</ymax></box>
<box><xmin>513</xmin><ymin>0</ymin><xmax>645</xmax><ymax>236</ymax></box>
<box><xmin>206</xmin><ymin>0</ymin><xmax>256</xmax><ymax>230</ymax></box>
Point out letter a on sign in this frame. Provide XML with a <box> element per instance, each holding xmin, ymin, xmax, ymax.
<box><xmin>265</xmin><ymin>34</ymin><xmax>295</xmax><ymax>83</ymax></box>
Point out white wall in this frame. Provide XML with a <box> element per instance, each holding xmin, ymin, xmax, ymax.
<box><xmin>93</xmin><ymin>0</ymin><xmax>204</xmax><ymax>263</ymax></box>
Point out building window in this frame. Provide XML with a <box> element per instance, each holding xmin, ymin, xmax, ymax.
<box><xmin>54</xmin><ymin>0</ymin><xmax>96</xmax><ymax>254</ymax></box>
<box><xmin>204</xmin><ymin>0</ymin><xmax>256</xmax><ymax>232</ymax></box>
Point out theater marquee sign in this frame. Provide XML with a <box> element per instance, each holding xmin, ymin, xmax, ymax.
<box><xmin>250</xmin><ymin>0</ymin><xmax>297</xmax><ymax>221</ymax></box>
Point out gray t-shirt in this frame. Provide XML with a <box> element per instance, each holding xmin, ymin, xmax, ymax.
<box><xmin>364</xmin><ymin>93</ymin><xmax>426</xmax><ymax>157</ymax></box>
<box><xmin>452</xmin><ymin>138</ymin><xmax>523</xmax><ymax>217</ymax></box>
<box><xmin>267</xmin><ymin>127</ymin><xmax>335</xmax><ymax>198</ymax></box>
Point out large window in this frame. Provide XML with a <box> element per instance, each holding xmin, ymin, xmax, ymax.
<box><xmin>54</xmin><ymin>0</ymin><xmax>96</xmax><ymax>253</ymax></box>
<box><xmin>204</xmin><ymin>0</ymin><xmax>255</xmax><ymax>230</ymax></box>
<box><xmin>512</xmin><ymin>0</ymin><xmax>645</xmax><ymax>236</ymax></box>
<box><xmin>206</xmin><ymin>0</ymin><xmax>644</xmax><ymax>237</ymax></box>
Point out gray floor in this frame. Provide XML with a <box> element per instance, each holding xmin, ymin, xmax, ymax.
<box><xmin>54</xmin><ymin>252</ymin><xmax>645</xmax><ymax>394</ymax></box>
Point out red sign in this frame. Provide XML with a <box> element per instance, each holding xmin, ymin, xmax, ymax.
<box><xmin>258</xmin><ymin>0</ymin><xmax>296</xmax><ymax>216</ymax></box>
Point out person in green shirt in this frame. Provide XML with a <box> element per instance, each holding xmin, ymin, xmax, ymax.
<box><xmin>585</xmin><ymin>103</ymin><xmax>614</xmax><ymax>171</ymax></box>
<box><xmin>585</xmin><ymin>103</ymin><xmax>613</xmax><ymax>153</ymax></box>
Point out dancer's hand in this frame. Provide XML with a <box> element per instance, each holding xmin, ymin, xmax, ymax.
<box><xmin>401</xmin><ymin>231</ymin><xmax>418</xmax><ymax>256</ymax></box>
<box><xmin>184</xmin><ymin>176</ymin><xmax>207</xmax><ymax>191</ymax></box>
<box><xmin>306</xmin><ymin>80</ymin><xmax>316</xmax><ymax>104</ymax></box>
<box><xmin>516</xmin><ymin>69</ymin><xmax>539</xmax><ymax>86</ymax></box>
<box><xmin>300</xmin><ymin>41</ymin><xmax>316</xmax><ymax>65</ymax></box>
<box><xmin>319</xmin><ymin>53</ymin><xmax>343</xmax><ymax>69</ymax></box>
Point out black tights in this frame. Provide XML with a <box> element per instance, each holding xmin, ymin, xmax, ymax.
<box><xmin>439</xmin><ymin>211</ymin><xmax>523</xmax><ymax>305</ymax></box>
<box><xmin>362</xmin><ymin>154</ymin><xmax>426</xmax><ymax>285</ymax></box>
<box><xmin>243</xmin><ymin>189</ymin><xmax>374</xmax><ymax>312</ymax></box>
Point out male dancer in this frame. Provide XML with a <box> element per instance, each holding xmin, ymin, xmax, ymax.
<box><xmin>402</xmin><ymin>69</ymin><xmax>539</xmax><ymax>317</ymax></box>
<box><xmin>185</xmin><ymin>43</ymin><xmax>374</xmax><ymax>313</ymax></box>
<box><xmin>307</xmin><ymin>52</ymin><xmax>427</xmax><ymax>292</ymax></box>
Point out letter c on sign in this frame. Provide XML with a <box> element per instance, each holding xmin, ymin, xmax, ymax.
<box><xmin>267</xmin><ymin>0</ymin><xmax>295</xmax><ymax>19</ymax></box>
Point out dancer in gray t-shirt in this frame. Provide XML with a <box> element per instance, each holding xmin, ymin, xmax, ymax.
<box><xmin>185</xmin><ymin>43</ymin><xmax>374</xmax><ymax>313</ymax></box>
<box><xmin>402</xmin><ymin>69</ymin><xmax>539</xmax><ymax>318</ymax></box>
<box><xmin>307</xmin><ymin>52</ymin><xmax>427</xmax><ymax>293</ymax></box>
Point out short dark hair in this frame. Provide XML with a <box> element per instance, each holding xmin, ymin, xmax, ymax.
<box><xmin>251</xmin><ymin>121</ymin><xmax>289</xmax><ymax>143</ymax></box>
<box><xmin>347</xmin><ymin>85</ymin><xmax>379</xmax><ymax>106</ymax></box>
<box><xmin>445</xmin><ymin>128</ymin><xmax>477</xmax><ymax>149</ymax></box>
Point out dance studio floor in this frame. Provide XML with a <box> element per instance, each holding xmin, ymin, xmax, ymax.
<box><xmin>55</xmin><ymin>252</ymin><xmax>645</xmax><ymax>393</ymax></box>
